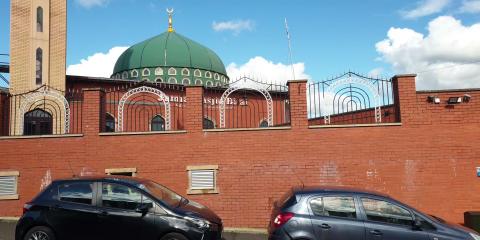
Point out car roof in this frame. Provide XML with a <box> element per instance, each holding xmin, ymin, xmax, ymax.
<box><xmin>52</xmin><ymin>175</ymin><xmax>150</xmax><ymax>185</ymax></box>
<box><xmin>292</xmin><ymin>186</ymin><xmax>390</xmax><ymax>198</ymax></box>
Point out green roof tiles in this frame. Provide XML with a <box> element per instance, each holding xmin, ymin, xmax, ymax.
<box><xmin>112</xmin><ymin>32</ymin><xmax>227</xmax><ymax>76</ymax></box>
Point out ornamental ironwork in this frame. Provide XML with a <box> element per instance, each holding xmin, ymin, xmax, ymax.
<box><xmin>219</xmin><ymin>78</ymin><xmax>274</xmax><ymax>128</ymax></box>
<box><xmin>18</xmin><ymin>86</ymin><xmax>70</xmax><ymax>134</ymax></box>
<box><xmin>319</xmin><ymin>73</ymin><xmax>382</xmax><ymax>124</ymax></box>
<box><xmin>117</xmin><ymin>86</ymin><xmax>171</xmax><ymax>131</ymax></box>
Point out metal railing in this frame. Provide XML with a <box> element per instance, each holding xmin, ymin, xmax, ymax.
<box><xmin>0</xmin><ymin>86</ymin><xmax>84</xmax><ymax>136</ymax></box>
<box><xmin>203</xmin><ymin>77</ymin><xmax>290</xmax><ymax>129</ymax></box>
<box><xmin>307</xmin><ymin>72</ymin><xmax>398</xmax><ymax>125</ymax></box>
<box><xmin>101</xmin><ymin>81</ymin><xmax>185</xmax><ymax>133</ymax></box>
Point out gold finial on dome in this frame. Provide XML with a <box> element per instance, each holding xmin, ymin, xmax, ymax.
<box><xmin>167</xmin><ymin>8</ymin><xmax>174</xmax><ymax>32</ymax></box>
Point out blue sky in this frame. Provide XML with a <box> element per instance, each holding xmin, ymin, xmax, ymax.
<box><xmin>1</xmin><ymin>0</ymin><xmax>480</xmax><ymax>89</ymax></box>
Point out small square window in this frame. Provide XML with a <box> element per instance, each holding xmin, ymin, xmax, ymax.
<box><xmin>187</xmin><ymin>165</ymin><xmax>218</xmax><ymax>195</ymax></box>
<box><xmin>0</xmin><ymin>171</ymin><xmax>19</xmax><ymax>200</ymax></box>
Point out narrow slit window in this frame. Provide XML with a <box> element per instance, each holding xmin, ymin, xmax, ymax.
<box><xmin>37</xmin><ymin>7</ymin><xmax>43</xmax><ymax>32</ymax></box>
<box><xmin>36</xmin><ymin>48</ymin><xmax>43</xmax><ymax>86</ymax></box>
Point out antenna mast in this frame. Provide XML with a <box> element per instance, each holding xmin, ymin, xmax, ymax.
<box><xmin>285</xmin><ymin>18</ymin><xmax>296</xmax><ymax>81</ymax></box>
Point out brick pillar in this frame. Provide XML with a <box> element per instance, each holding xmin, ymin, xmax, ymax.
<box><xmin>392</xmin><ymin>74</ymin><xmax>418</xmax><ymax>125</ymax></box>
<box><xmin>0</xmin><ymin>92</ymin><xmax>6</xmax><ymax>136</ymax></box>
<box><xmin>287</xmin><ymin>80</ymin><xmax>309</xmax><ymax>129</ymax></box>
<box><xmin>185</xmin><ymin>86</ymin><xmax>204</xmax><ymax>133</ymax></box>
<box><xmin>82</xmin><ymin>88</ymin><xmax>104</xmax><ymax>136</ymax></box>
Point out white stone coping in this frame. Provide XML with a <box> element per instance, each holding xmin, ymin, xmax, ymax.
<box><xmin>309</xmin><ymin>123</ymin><xmax>402</xmax><ymax>129</ymax></box>
<box><xmin>99</xmin><ymin>130</ymin><xmax>187</xmax><ymax>136</ymax></box>
<box><xmin>0</xmin><ymin>134</ymin><xmax>83</xmax><ymax>140</ymax></box>
<box><xmin>204</xmin><ymin>126</ymin><xmax>291</xmax><ymax>132</ymax></box>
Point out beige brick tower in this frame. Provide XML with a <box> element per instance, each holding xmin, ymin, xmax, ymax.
<box><xmin>10</xmin><ymin>0</ymin><xmax>66</xmax><ymax>94</ymax></box>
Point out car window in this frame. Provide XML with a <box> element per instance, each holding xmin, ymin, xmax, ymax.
<box><xmin>102</xmin><ymin>183</ymin><xmax>143</xmax><ymax>210</ymax></box>
<box><xmin>310</xmin><ymin>196</ymin><xmax>357</xmax><ymax>219</ymax></box>
<box><xmin>415</xmin><ymin>214</ymin><xmax>436</xmax><ymax>230</ymax></box>
<box><xmin>58</xmin><ymin>182</ymin><xmax>94</xmax><ymax>205</ymax></box>
<box><xmin>361</xmin><ymin>198</ymin><xmax>413</xmax><ymax>226</ymax></box>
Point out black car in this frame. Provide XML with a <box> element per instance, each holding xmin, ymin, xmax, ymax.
<box><xmin>269</xmin><ymin>186</ymin><xmax>480</xmax><ymax>240</ymax></box>
<box><xmin>16</xmin><ymin>176</ymin><xmax>223</xmax><ymax>240</ymax></box>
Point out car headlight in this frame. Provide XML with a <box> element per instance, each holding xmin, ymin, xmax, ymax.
<box><xmin>470</xmin><ymin>233</ymin><xmax>480</xmax><ymax>240</ymax></box>
<box><xmin>184</xmin><ymin>216</ymin><xmax>211</xmax><ymax>230</ymax></box>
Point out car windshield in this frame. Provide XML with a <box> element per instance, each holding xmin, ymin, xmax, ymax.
<box><xmin>142</xmin><ymin>181</ymin><xmax>184</xmax><ymax>208</ymax></box>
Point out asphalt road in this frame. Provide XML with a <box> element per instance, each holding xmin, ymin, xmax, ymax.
<box><xmin>0</xmin><ymin>220</ymin><xmax>266</xmax><ymax>240</ymax></box>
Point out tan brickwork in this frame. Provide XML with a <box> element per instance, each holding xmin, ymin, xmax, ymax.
<box><xmin>10</xmin><ymin>0</ymin><xmax>66</xmax><ymax>94</ymax></box>
<box><xmin>10</xmin><ymin>0</ymin><xmax>67</xmax><ymax>135</ymax></box>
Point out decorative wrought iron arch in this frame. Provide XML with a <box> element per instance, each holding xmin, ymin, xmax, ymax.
<box><xmin>219</xmin><ymin>84</ymin><xmax>273</xmax><ymax>128</ymax></box>
<box><xmin>320</xmin><ymin>76</ymin><xmax>382</xmax><ymax>124</ymax></box>
<box><xmin>18</xmin><ymin>86</ymin><xmax>70</xmax><ymax>134</ymax></box>
<box><xmin>117</xmin><ymin>86</ymin><xmax>171</xmax><ymax>131</ymax></box>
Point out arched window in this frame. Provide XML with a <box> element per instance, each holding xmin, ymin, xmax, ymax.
<box><xmin>131</xmin><ymin>70</ymin><xmax>139</xmax><ymax>78</ymax></box>
<box><xmin>182</xmin><ymin>68</ymin><xmax>190</xmax><ymax>76</ymax></box>
<box><xmin>168</xmin><ymin>67</ymin><xmax>177</xmax><ymax>76</ymax></box>
<box><xmin>206</xmin><ymin>80</ymin><xmax>213</xmax><ymax>87</ymax></box>
<box><xmin>214</xmin><ymin>73</ymin><xmax>220</xmax><ymax>80</ymax></box>
<box><xmin>168</xmin><ymin>77</ymin><xmax>177</xmax><ymax>84</ymax></box>
<box><xmin>155</xmin><ymin>67</ymin><xmax>164</xmax><ymax>76</ymax></box>
<box><xmin>182</xmin><ymin>78</ymin><xmax>191</xmax><ymax>85</ymax></box>
<box><xmin>194</xmin><ymin>69</ymin><xmax>202</xmax><ymax>77</ymax></box>
<box><xmin>142</xmin><ymin>68</ymin><xmax>150</xmax><ymax>76</ymax></box>
<box><xmin>259</xmin><ymin>120</ymin><xmax>269</xmax><ymax>128</ymax></box>
<box><xmin>24</xmin><ymin>109</ymin><xmax>52</xmax><ymax>135</ymax></box>
<box><xmin>36</xmin><ymin>48</ymin><xmax>43</xmax><ymax>86</ymax></box>
<box><xmin>203</xmin><ymin>118</ymin><xmax>215</xmax><ymax>129</ymax></box>
<box><xmin>215</xmin><ymin>81</ymin><xmax>222</xmax><ymax>87</ymax></box>
<box><xmin>195</xmin><ymin>79</ymin><xmax>202</xmax><ymax>85</ymax></box>
<box><xmin>105</xmin><ymin>113</ymin><xmax>115</xmax><ymax>132</ymax></box>
<box><xmin>37</xmin><ymin>7</ymin><xmax>43</xmax><ymax>32</ymax></box>
<box><xmin>205</xmin><ymin>71</ymin><xmax>212</xmax><ymax>78</ymax></box>
<box><xmin>151</xmin><ymin>115</ymin><xmax>165</xmax><ymax>131</ymax></box>
<box><xmin>122</xmin><ymin>72</ymin><xmax>128</xmax><ymax>79</ymax></box>
<box><xmin>155</xmin><ymin>77</ymin><xmax>164</xmax><ymax>83</ymax></box>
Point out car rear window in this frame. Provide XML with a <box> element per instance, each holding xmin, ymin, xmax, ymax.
<box><xmin>58</xmin><ymin>182</ymin><xmax>94</xmax><ymax>205</ymax></box>
<box><xmin>310</xmin><ymin>196</ymin><xmax>357</xmax><ymax>219</ymax></box>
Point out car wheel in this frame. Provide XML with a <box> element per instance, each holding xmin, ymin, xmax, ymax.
<box><xmin>160</xmin><ymin>232</ymin><xmax>189</xmax><ymax>240</ymax></box>
<box><xmin>24</xmin><ymin>226</ymin><xmax>56</xmax><ymax>240</ymax></box>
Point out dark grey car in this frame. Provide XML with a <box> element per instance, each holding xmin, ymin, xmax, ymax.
<box><xmin>268</xmin><ymin>186</ymin><xmax>480</xmax><ymax>240</ymax></box>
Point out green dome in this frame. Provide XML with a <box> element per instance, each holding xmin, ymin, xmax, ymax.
<box><xmin>112</xmin><ymin>31</ymin><xmax>227</xmax><ymax>79</ymax></box>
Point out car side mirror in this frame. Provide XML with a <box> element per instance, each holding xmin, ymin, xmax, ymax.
<box><xmin>136</xmin><ymin>203</ymin><xmax>153</xmax><ymax>214</ymax></box>
<box><xmin>413</xmin><ymin>218</ymin><xmax>422</xmax><ymax>230</ymax></box>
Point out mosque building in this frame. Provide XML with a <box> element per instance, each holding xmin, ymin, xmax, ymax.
<box><xmin>1</xmin><ymin>0</ymin><xmax>480</xmax><ymax>231</ymax></box>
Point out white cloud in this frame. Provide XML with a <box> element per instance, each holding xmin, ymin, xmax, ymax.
<box><xmin>67</xmin><ymin>46</ymin><xmax>128</xmax><ymax>78</ymax></box>
<box><xmin>226</xmin><ymin>56</ymin><xmax>310</xmax><ymax>86</ymax></box>
<box><xmin>401</xmin><ymin>0</ymin><xmax>451</xmax><ymax>19</ymax></box>
<box><xmin>212</xmin><ymin>20</ymin><xmax>255</xmax><ymax>35</ymax></box>
<box><xmin>368</xmin><ymin>68</ymin><xmax>384</xmax><ymax>78</ymax></box>
<box><xmin>75</xmin><ymin>0</ymin><xmax>109</xmax><ymax>9</ymax></box>
<box><xmin>459</xmin><ymin>0</ymin><xmax>480</xmax><ymax>13</ymax></box>
<box><xmin>376</xmin><ymin>16</ymin><xmax>480</xmax><ymax>90</ymax></box>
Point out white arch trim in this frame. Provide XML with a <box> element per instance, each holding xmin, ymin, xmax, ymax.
<box><xmin>117</xmin><ymin>86</ymin><xmax>171</xmax><ymax>131</ymax></box>
<box><xmin>219</xmin><ymin>86</ymin><xmax>273</xmax><ymax>128</ymax></box>
<box><xmin>19</xmin><ymin>87</ymin><xmax>70</xmax><ymax>134</ymax></box>
<box><xmin>320</xmin><ymin>77</ymin><xmax>382</xmax><ymax>124</ymax></box>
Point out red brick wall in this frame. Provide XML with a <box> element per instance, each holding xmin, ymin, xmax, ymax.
<box><xmin>308</xmin><ymin>105</ymin><xmax>397</xmax><ymax>125</ymax></box>
<box><xmin>0</xmin><ymin>76</ymin><xmax>479</xmax><ymax>229</ymax></box>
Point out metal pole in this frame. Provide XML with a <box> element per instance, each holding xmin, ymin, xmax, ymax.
<box><xmin>285</xmin><ymin>18</ymin><xmax>296</xmax><ymax>81</ymax></box>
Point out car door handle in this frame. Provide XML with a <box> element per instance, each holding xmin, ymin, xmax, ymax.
<box><xmin>319</xmin><ymin>223</ymin><xmax>331</xmax><ymax>229</ymax></box>
<box><xmin>370</xmin><ymin>230</ymin><xmax>383</xmax><ymax>236</ymax></box>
